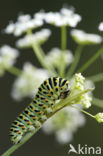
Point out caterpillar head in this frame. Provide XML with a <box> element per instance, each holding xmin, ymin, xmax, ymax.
<box><xmin>59</xmin><ymin>80</ymin><xmax>71</xmax><ymax>99</ymax></box>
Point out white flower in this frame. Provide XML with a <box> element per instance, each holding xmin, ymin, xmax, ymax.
<box><xmin>84</xmin><ymin>79</ymin><xmax>95</xmax><ymax>90</ymax></box>
<box><xmin>96</xmin><ymin>113</ymin><xmax>103</xmax><ymax>122</ymax></box>
<box><xmin>11</xmin><ymin>62</ymin><xmax>49</xmax><ymax>100</ymax></box>
<box><xmin>42</xmin><ymin>107</ymin><xmax>85</xmax><ymax>144</ymax></box>
<box><xmin>44</xmin><ymin>8</ymin><xmax>81</xmax><ymax>27</ymax></box>
<box><xmin>95</xmin><ymin>113</ymin><xmax>103</xmax><ymax>123</ymax></box>
<box><xmin>80</xmin><ymin>93</ymin><xmax>92</xmax><ymax>108</ymax></box>
<box><xmin>70</xmin><ymin>74</ymin><xmax>93</xmax><ymax>108</ymax></box>
<box><xmin>71</xmin><ymin>29</ymin><xmax>102</xmax><ymax>45</ymax></box>
<box><xmin>16</xmin><ymin>29</ymin><xmax>51</xmax><ymax>48</ymax></box>
<box><xmin>17</xmin><ymin>14</ymin><xmax>31</xmax><ymax>22</ymax></box>
<box><xmin>5</xmin><ymin>14</ymin><xmax>43</xmax><ymax>36</ymax></box>
<box><xmin>0</xmin><ymin>45</ymin><xmax>19</xmax><ymax>76</ymax></box>
<box><xmin>75</xmin><ymin>73</ymin><xmax>85</xmax><ymax>91</ymax></box>
<box><xmin>34</xmin><ymin>11</ymin><xmax>46</xmax><ymax>21</ymax></box>
<box><xmin>55</xmin><ymin>129</ymin><xmax>73</xmax><ymax>144</ymax></box>
<box><xmin>44</xmin><ymin>48</ymin><xmax>74</xmax><ymax>68</ymax></box>
<box><xmin>98</xmin><ymin>22</ymin><xmax>103</xmax><ymax>31</ymax></box>
<box><xmin>60</xmin><ymin>8</ymin><xmax>81</xmax><ymax>27</ymax></box>
<box><xmin>4</xmin><ymin>22</ymin><xmax>15</xmax><ymax>34</ymax></box>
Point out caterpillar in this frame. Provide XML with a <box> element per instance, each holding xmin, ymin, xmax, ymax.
<box><xmin>10</xmin><ymin>77</ymin><xmax>71</xmax><ymax>144</ymax></box>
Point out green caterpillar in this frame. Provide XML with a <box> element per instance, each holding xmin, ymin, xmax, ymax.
<box><xmin>10</xmin><ymin>77</ymin><xmax>71</xmax><ymax>144</ymax></box>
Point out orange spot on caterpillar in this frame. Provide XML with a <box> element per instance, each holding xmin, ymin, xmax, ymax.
<box><xmin>44</xmin><ymin>99</ymin><xmax>48</xmax><ymax>102</ymax></box>
<box><xmin>27</xmin><ymin>121</ymin><xmax>30</xmax><ymax>125</ymax></box>
<box><xmin>22</xmin><ymin>126</ymin><xmax>25</xmax><ymax>129</ymax></box>
<box><xmin>42</xmin><ymin>105</ymin><xmax>46</xmax><ymax>109</ymax></box>
<box><xmin>38</xmin><ymin>111</ymin><xmax>42</xmax><ymax>115</ymax></box>
<box><xmin>33</xmin><ymin>116</ymin><xmax>37</xmax><ymax>120</ymax></box>
<box><xmin>47</xmin><ymin>94</ymin><xmax>51</xmax><ymax>97</ymax></box>
<box><xmin>17</xmin><ymin>131</ymin><xmax>21</xmax><ymax>134</ymax></box>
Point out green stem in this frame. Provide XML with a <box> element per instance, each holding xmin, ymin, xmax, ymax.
<box><xmin>27</xmin><ymin>30</ymin><xmax>57</xmax><ymax>76</ymax></box>
<box><xmin>71</xmin><ymin>105</ymin><xmax>95</xmax><ymax>118</ymax></box>
<box><xmin>2</xmin><ymin>88</ymin><xmax>92</xmax><ymax>156</ymax></box>
<box><xmin>59</xmin><ymin>26</ymin><xmax>67</xmax><ymax>77</ymax></box>
<box><xmin>87</xmin><ymin>73</ymin><xmax>103</xmax><ymax>83</ymax></box>
<box><xmin>92</xmin><ymin>97</ymin><xmax>103</xmax><ymax>109</ymax></box>
<box><xmin>77</xmin><ymin>46</ymin><xmax>103</xmax><ymax>73</ymax></box>
<box><xmin>32</xmin><ymin>43</ymin><xmax>57</xmax><ymax>76</ymax></box>
<box><xmin>67</xmin><ymin>45</ymin><xmax>83</xmax><ymax>78</ymax></box>
<box><xmin>61</xmin><ymin>26</ymin><xmax>67</xmax><ymax>51</ymax></box>
<box><xmin>7</xmin><ymin>66</ymin><xmax>22</xmax><ymax>76</ymax></box>
<box><xmin>2</xmin><ymin>127</ymin><xmax>41</xmax><ymax>156</ymax></box>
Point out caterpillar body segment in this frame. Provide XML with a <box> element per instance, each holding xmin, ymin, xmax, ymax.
<box><xmin>10</xmin><ymin>77</ymin><xmax>71</xmax><ymax>144</ymax></box>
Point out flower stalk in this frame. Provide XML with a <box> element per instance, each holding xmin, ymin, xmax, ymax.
<box><xmin>67</xmin><ymin>45</ymin><xmax>83</xmax><ymax>78</ymax></box>
<box><xmin>59</xmin><ymin>26</ymin><xmax>67</xmax><ymax>77</ymax></box>
<box><xmin>77</xmin><ymin>46</ymin><xmax>103</xmax><ymax>73</ymax></box>
<box><xmin>92</xmin><ymin>97</ymin><xmax>103</xmax><ymax>108</ymax></box>
<box><xmin>87</xmin><ymin>73</ymin><xmax>103</xmax><ymax>83</ymax></box>
<box><xmin>7</xmin><ymin>66</ymin><xmax>22</xmax><ymax>76</ymax></box>
<box><xmin>27</xmin><ymin>29</ymin><xmax>57</xmax><ymax>76</ymax></box>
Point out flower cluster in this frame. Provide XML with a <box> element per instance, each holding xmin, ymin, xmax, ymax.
<box><xmin>98</xmin><ymin>22</ymin><xmax>103</xmax><ymax>31</ymax></box>
<box><xmin>5</xmin><ymin>14</ymin><xmax>43</xmax><ymax>36</ymax></box>
<box><xmin>95</xmin><ymin>113</ymin><xmax>103</xmax><ymax>123</ymax></box>
<box><xmin>16</xmin><ymin>29</ymin><xmax>51</xmax><ymax>48</ymax></box>
<box><xmin>44</xmin><ymin>48</ymin><xmax>74</xmax><ymax>68</ymax></box>
<box><xmin>0</xmin><ymin>45</ymin><xmax>19</xmax><ymax>76</ymax></box>
<box><xmin>5</xmin><ymin>7</ymin><xmax>81</xmax><ymax>37</ymax></box>
<box><xmin>70</xmin><ymin>73</ymin><xmax>93</xmax><ymax>109</ymax></box>
<box><xmin>74</xmin><ymin>73</ymin><xmax>85</xmax><ymax>90</ymax></box>
<box><xmin>43</xmin><ymin>107</ymin><xmax>85</xmax><ymax>144</ymax></box>
<box><xmin>11</xmin><ymin>63</ymin><xmax>49</xmax><ymax>100</ymax></box>
<box><xmin>71</xmin><ymin>29</ymin><xmax>102</xmax><ymax>45</ymax></box>
<box><xmin>37</xmin><ymin>7</ymin><xmax>81</xmax><ymax>27</ymax></box>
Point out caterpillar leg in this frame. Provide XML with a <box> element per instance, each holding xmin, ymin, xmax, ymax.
<box><xmin>10</xmin><ymin>131</ymin><xmax>23</xmax><ymax>144</ymax></box>
<box><xmin>14</xmin><ymin>135</ymin><xmax>23</xmax><ymax>144</ymax></box>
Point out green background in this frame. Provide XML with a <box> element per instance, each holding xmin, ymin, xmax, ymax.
<box><xmin>0</xmin><ymin>0</ymin><xmax>103</xmax><ymax>156</ymax></box>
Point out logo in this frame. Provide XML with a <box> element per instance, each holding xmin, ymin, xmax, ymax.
<box><xmin>68</xmin><ymin>144</ymin><xmax>102</xmax><ymax>155</ymax></box>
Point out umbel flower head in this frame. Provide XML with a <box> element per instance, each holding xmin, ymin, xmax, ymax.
<box><xmin>34</xmin><ymin>7</ymin><xmax>81</xmax><ymax>27</ymax></box>
<box><xmin>98</xmin><ymin>22</ymin><xmax>103</xmax><ymax>31</ymax></box>
<box><xmin>95</xmin><ymin>113</ymin><xmax>103</xmax><ymax>123</ymax></box>
<box><xmin>43</xmin><ymin>107</ymin><xmax>85</xmax><ymax>144</ymax></box>
<box><xmin>16</xmin><ymin>29</ymin><xmax>51</xmax><ymax>48</ymax></box>
<box><xmin>11</xmin><ymin>62</ymin><xmax>49</xmax><ymax>100</ymax></box>
<box><xmin>0</xmin><ymin>45</ymin><xmax>19</xmax><ymax>76</ymax></box>
<box><xmin>5</xmin><ymin>14</ymin><xmax>43</xmax><ymax>36</ymax></box>
<box><xmin>70</xmin><ymin>73</ymin><xmax>93</xmax><ymax>109</ymax></box>
<box><xmin>71</xmin><ymin>29</ymin><xmax>102</xmax><ymax>45</ymax></box>
<box><xmin>44</xmin><ymin>48</ymin><xmax>74</xmax><ymax>68</ymax></box>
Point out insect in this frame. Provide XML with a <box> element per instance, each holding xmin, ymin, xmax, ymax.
<box><xmin>10</xmin><ymin>77</ymin><xmax>71</xmax><ymax>144</ymax></box>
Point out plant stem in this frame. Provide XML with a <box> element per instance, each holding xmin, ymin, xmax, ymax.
<box><xmin>27</xmin><ymin>29</ymin><xmax>57</xmax><ymax>76</ymax></box>
<box><xmin>87</xmin><ymin>73</ymin><xmax>103</xmax><ymax>83</ymax></box>
<box><xmin>1</xmin><ymin>88</ymin><xmax>92</xmax><ymax>156</ymax></box>
<box><xmin>67</xmin><ymin>45</ymin><xmax>83</xmax><ymax>78</ymax></box>
<box><xmin>71</xmin><ymin>105</ymin><xmax>95</xmax><ymax>118</ymax></box>
<box><xmin>92</xmin><ymin>97</ymin><xmax>103</xmax><ymax>109</ymax></box>
<box><xmin>77</xmin><ymin>46</ymin><xmax>103</xmax><ymax>73</ymax></box>
<box><xmin>32</xmin><ymin>43</ymin><xmax>57</xmax><ymax>76</ymax></box>
<box><xmin>1</xmin><ymin>127</ymin><xmax>41</xmax><ymax>156</ymax></box>
<box><xmin>59</xmin><ymin>26</ymin><xmax>67</xmax><ymax>77</ymax></box>
<box><xmin>7</xmin><ymin>66</ymin><xmax>22</xmax><ymax>76</ymax></box>
<box><xmin>61</xmin><ymin>26</ymin><xmax>67</xmax><ymax>51</ymax></box>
